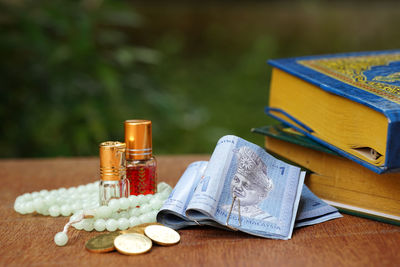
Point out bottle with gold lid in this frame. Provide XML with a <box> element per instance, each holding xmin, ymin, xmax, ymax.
<box><xmin>124</xmin><ymin>120</ymin><xmax>157</xmax><ymax>195</ymax></box>
<box><xmin>99</xmin><ymin>141</ymin><xmax>130</xmax><ymax>205</ymax></box>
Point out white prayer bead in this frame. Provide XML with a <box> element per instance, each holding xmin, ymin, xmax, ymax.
<box><xmin>60</xmin><ymin>205</ymin><xmax>71</xmax><ymax>217</ymax></box>
<box><xmin>128</xmin><ymin>217</ymin><xmax>141</xmax><ymax>227</ymax></box>
<box><xmin>24</xmin><ymin>202</ymin><xmax>35</xmax><ymax>214</ymax></box>
<box><xmin>54</xmin><ymin>232</ymin><xmax>68</xmax><ymax>246</ymax></box>
<box><xmin>119</xmin><ymin>211</ymin><xmax>129</xmax><ymax>219</ymax></box>
<box><xmin>111</xmin><ymin>212</ymin><xmax>120</xmax><ymax>220</ymax></box>
<box><xmin>83</xmin><ymin>219</ymin><xmax>94</xmax><ymax>231</ymax></box>
<box><xmin>149</xmin><ymin>210</ymin><xmax>158</xmax><ymax>221</ymax></box>
<box><xmin>119</xmin><ymin>198</ymin><xmax>130</xmax><ymax>210</ymax></box>
<box><xmin>160</xmin><ymin>190</ymin><xmax>170</xmax><ymax>200</ymax></box>
<box><xmin>137</xmin><ymin>194</ymin><xmax>146</xmax><ymax>205</ymax></box>
<box><xmin>105</xmin><ymin>219</ymin><xmax>118</xmax><ymax>232</ymax></box>
<box><xmin>94</xmin><ymin>219</ymin><xmax>106</xmax><ymax>231</ymax></box>
<box><xmin>49</xmin><ymin>205</ymin><xmax>60</xmax><ymax>217</ymax></box>
<box><xmin>139</xmin><ymin>204</ymin><xmax>152</xmax><ymax>214</ymax></box>
<box><xmin>38</xmin><ymin>208</ymin><xmax>50</xmax><ymax>216</ymax></box>
<box><xmin>70</xmin><ymin>203</ymin><xmax>82</xmax><ymax>212</ymax></box>
<box><xmin>108</xmin><ymin>199</ymin><xmax>120</xmax><ymax>212</ymax></box>
<box><xmin>72</xmin><ymin>220</ymin><xmax>84</xmax><ymax>230</ymax></box>
<box><xmin>151</xmin><ymin>199</ymin><xmax>164</xmax><ymax>210</ymax></box>
<box><xmin>44</xmin><ymin>195</ymin><xmax>56</xmax><ymax>206</ymax></box>
<box><xmin>117</xmin><ymin>218</ymin><xmax>129</xmax><ymax>230</ymax></box>
<box><xmin>15</xmin><ymin>196</ymin><xmax>24</xmax><ymax>204</ymax></box>
<box><xmin>139</xmin><ymin>213</ymin><xmax>152</xmax><ymax>224</ymax></box>
<box><xmin>157</xmin><ymin>182</ymin><xmax>169</xmax><ymax>192</ymax></box>
<box><xmin>130</xmin><ymin>208</ymin><xmax>141</xmax><ymax>217</ymax></box>
<box><xmin>14</xmin><ymin>203</ymin><xmax>25</xmax><ymax>214</ymax></box>
<box><xmin>153</xmin><ymin>192</ymin><xmax>163</xmax><ymax>201</ymax></box>
<box><xmin>39</xmin><ymin>189</ymin><xmax>49</xmax><ymax>197</ymax></box>
<box><xmin>33</xmin><ymin>198</ymin><xmax>44</xmax><ymax>210</ymax></box>
<box><xmin>97</xmin><ymin>206</ymin><xmax>112</xmax><ymax>219</ymax></box>
<box><xmin>22</xmin><ymin>193</ymin><xmax>32</xmax><ymax>201</ymax></box>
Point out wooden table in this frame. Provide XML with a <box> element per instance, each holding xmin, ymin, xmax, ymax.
<box><xmin>1</xmin><ymin>156</ymin><xmax>399</xmax><ymax>267</ymax></box>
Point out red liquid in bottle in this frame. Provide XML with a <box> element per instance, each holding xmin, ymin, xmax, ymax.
<box><xmin>127</xmin><ymin>165</ymin><xmax>157</xmax><ymax>195</ymax></box>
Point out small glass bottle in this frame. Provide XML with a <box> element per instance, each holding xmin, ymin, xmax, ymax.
<box><xmin>124</xmin><ymin>120</ymin><xmax>157</xmax><ymax>195</ymax></box>
<box><xmin>99</xmin><ymin>141</ymin><xmax>130</xmax><ymax>205</ymax></box>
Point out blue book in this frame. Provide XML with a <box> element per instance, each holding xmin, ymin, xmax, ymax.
<box><xmin>265</xmin><ymin>50</ymin><xmax>400</xmax><ymax>174</ymax></box>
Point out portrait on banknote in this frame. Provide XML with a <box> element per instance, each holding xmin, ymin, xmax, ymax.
<box><xmin>222</xmin><ymin>146</ymin><xmax>277</xmax><ymax>222</ymax></box>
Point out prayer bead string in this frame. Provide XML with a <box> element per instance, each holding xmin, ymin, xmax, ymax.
<box><xmin>14</xmin><ymin>181</ymin><xmax>172</xmax><ymax>246</ymax></box>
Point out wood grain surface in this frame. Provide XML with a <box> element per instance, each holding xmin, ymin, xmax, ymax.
<box><xmin>1</xmin><ymin>156</ymin><xmax>399</xmax><ymax>267</ymax></box>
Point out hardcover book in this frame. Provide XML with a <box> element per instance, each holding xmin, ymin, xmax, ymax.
<box><xmin>252</xmin><ymin>124</ymin><xmax>400</xmax><ymax>225</ymax></box>
<box><xmin>265</xmin><ymin>50</ymin><xmax>400</xmax><ymax>174</ymax></box>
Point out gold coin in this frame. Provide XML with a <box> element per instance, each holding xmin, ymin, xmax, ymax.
<box><xmin>114</xmin><ymin>233</ymin><xmax>152</xmax><ymax>255</ymax></box>
<box><xmin>121</xmin><ymin>222</ymin><xmax>162</xmax><ymax>235</ymax></box>
<box><xmin>144</xmin><ymin>225</ymin><xmax>180</xmax><ymax>246</ymax></box>
<box><xmin>85</xmin><ymin>232</ymin><xmax>121</xmax><ymax>253</ymax></box>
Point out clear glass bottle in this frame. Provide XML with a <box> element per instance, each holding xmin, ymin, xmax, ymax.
<box><xmin>99</xmin><ymin>141</ymin><xmax>130</xmax><ymax>205</ymax></box>
<box><xmin>124</xmin><ymin>120</ymin><xmax>157</xmax><ymax>195</ymax></box>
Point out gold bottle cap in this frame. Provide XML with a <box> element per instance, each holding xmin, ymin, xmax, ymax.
<box><xmin>124</xmin><ymin>120</ymin><xmax>152</xmax><ymax>160</ymax></box>
<box><xmin>99</xmin><ymin>141</ymin><xmax>126</xmax><ymax>181</ymax></box>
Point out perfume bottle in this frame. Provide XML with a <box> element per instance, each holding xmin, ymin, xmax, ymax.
<box><xmin>99</xmin><ymin>141</ymin><xmax>130</xmax><ymax>205</ymax></box>
<box><xmin>124</xmin><ymin>120</ymin><xmax>157</xmax><ymax>195</ymax></box>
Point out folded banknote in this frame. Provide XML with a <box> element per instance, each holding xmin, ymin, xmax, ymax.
<box><xmin>157</xmin><ymin>135</ymin><xmax>339</xmax><ymax>239</ymax></box>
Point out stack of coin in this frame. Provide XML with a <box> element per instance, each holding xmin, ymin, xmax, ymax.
<box><xmin>85</xmin><ymin>223</ymin><xmax>180</xmax><ymax>255</ymax></box>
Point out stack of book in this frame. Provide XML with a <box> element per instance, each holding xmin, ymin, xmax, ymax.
<box><xmin>254</xmin><ymin>50</ymin><xmax>400</xmax><ymax>225</ymax></box>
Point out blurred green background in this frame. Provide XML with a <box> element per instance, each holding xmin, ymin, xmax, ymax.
<box><xmin>1</xmin><ymin>0</ymin><xmax>400</xmax><ymax>158</ymax></box>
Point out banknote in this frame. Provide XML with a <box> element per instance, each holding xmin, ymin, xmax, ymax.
<box><xmin>158</xmin><ymin>136</ymin><xmax>342</xmax><ymax>237</ymax></box>
<box><xmin>295</xmin><ymin>185</ymin><xmax>342</xmax><ymax>228</ymax></box>
<box><xmin>158</xmin><ymin>161</ymin><xmax>341</xmax><ymax>230</ymax></box>
<box><xmin>158</xmin><ymin>135</ymin><xmax>309</xmax><ymax>239</ymax></box>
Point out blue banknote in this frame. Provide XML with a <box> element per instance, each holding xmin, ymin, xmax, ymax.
<box><xmin>158</xmin><ymin>162</ymin><xmax>341</xmax><ymax>231</ymax></box>
<box><xmin>157</xmin><ymin>134</ymin><xmax>343</xmax><ymax>238</ymax></box>
<box><xmin>295</xmin><ymin>185</ymin><xmax>342</xmax><ymax>228</ymax></box>
<box><xmin>158</xmin><ymin>135</ymin><xmax>310</xmax><ymax>239</ymax></box>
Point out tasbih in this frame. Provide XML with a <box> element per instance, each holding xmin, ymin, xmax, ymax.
<box><xmin>14</xmin><ymin>181</ymin><xmax>172</xmax><ymax>246</ymax></box>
